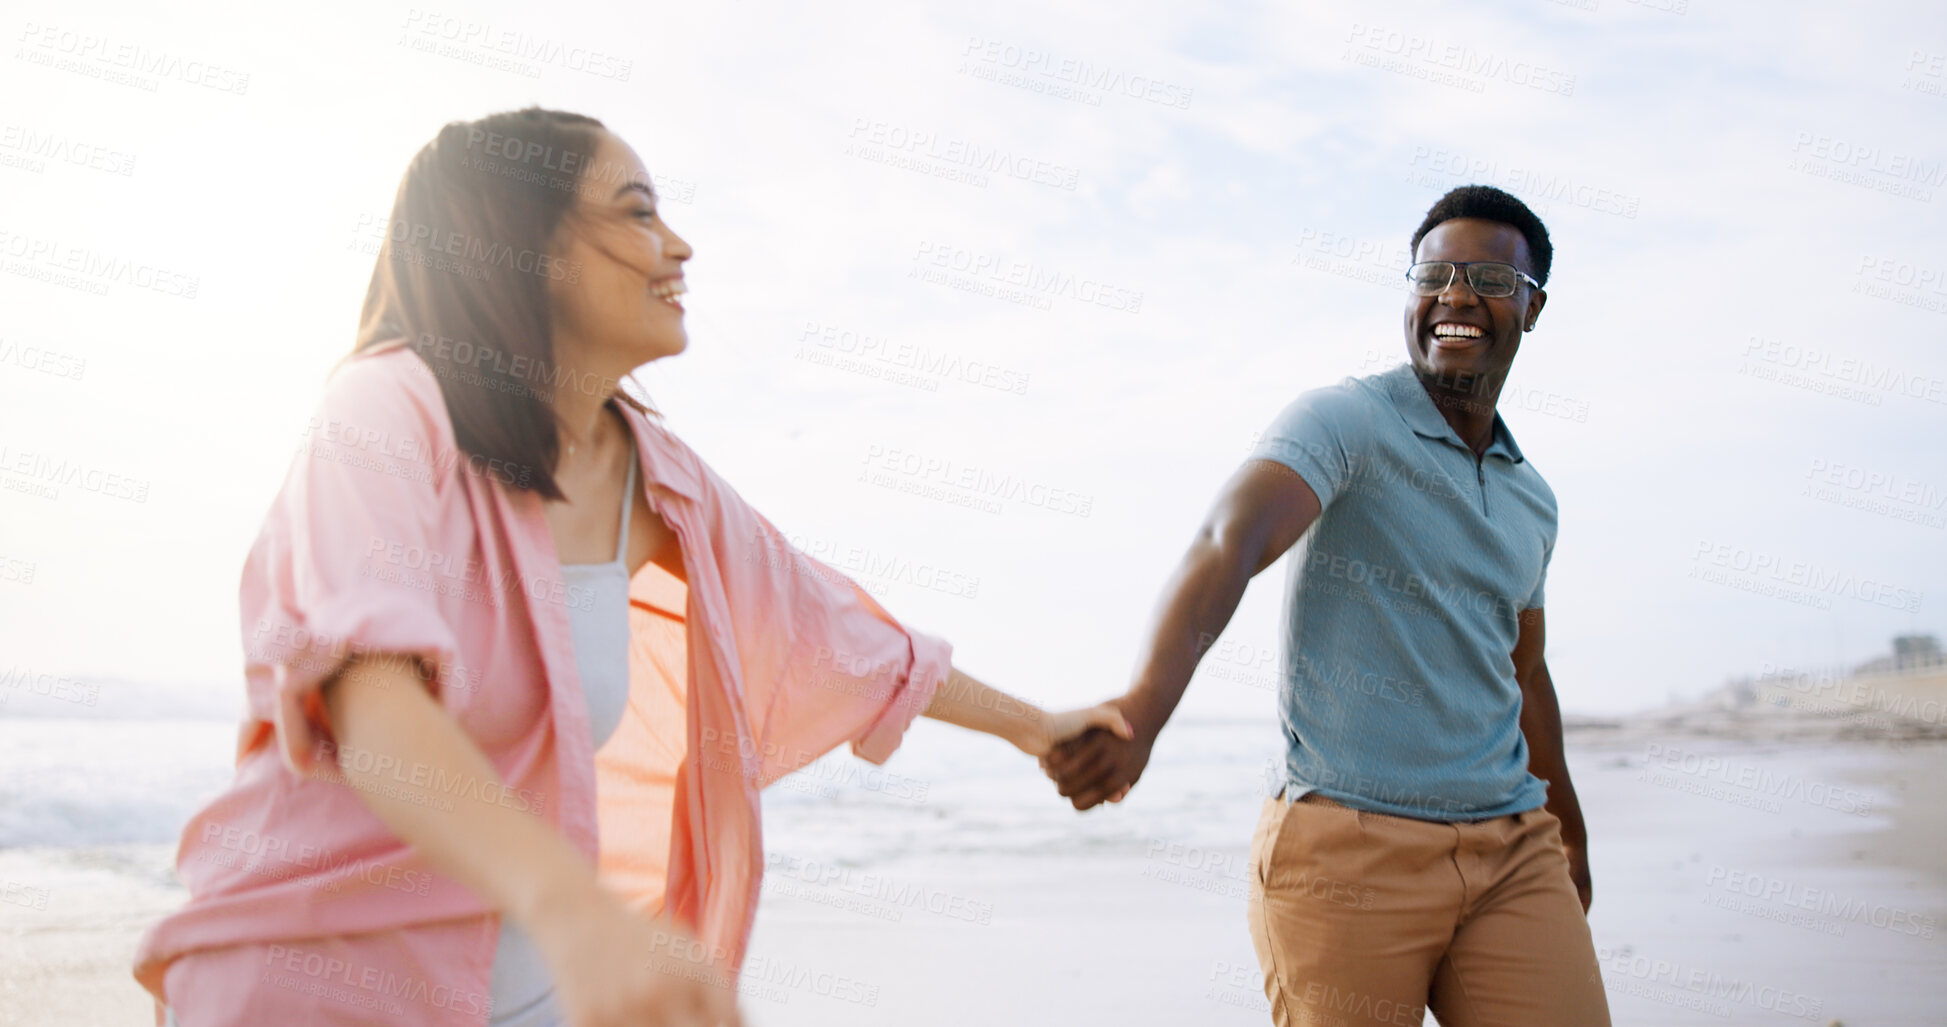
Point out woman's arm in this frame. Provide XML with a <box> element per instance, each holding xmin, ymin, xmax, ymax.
<box><xmin>922</xmin><ymin>664</ymin><xmax>1133</xmax><ymax>757</ymax></box>
<box><xmin>321</xmin><ymin>654</ymin><xmax>741</xmax><ymax>1027</ymax></box>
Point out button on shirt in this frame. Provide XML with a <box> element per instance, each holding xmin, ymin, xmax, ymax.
<box><xmin>1247</xmin><ymin>361</ymin><xmax>1555</xmax><ymax>821</ymax></box>
<box><xmin>132</xmin><ymin>342</ymin><xmax>951</xmax><ymax>1025</ymax></box>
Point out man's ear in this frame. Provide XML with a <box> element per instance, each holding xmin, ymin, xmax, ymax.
<box><xmin>1524</xmin><ymin>288</ymin><xmax>1548</xmax><ymax>331</ymax></box>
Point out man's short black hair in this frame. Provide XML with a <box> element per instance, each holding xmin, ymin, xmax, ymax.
<box><xmin>1410</xmin><ymin>185</ymin><xmax>1553</xmax><ymax>287</ymax></box>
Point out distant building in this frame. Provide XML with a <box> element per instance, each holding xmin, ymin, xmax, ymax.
<box><xmin>1721</xmin><ymin>632</ymin><xmax>1943</xmax><ymax>709</ymax></box>
<box><xmin>1854</xmin><ymin>633</ymin><xmax>1944</xmax><ymax>676</ymax></box>
<box><xmin>1894</xmin><ymin>633</ymin><xmax>1943</xmax><ymax>670</ymax></box>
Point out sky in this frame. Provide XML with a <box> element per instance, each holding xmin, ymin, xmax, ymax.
<box><xmin>1</xmin><ymin>0</ymin><xmax>1943</xmax><ymax>720</ymax></box>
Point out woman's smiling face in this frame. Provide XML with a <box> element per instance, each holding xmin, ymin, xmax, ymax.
<box><xmin>547</xmin><ymin>130</ymin><xmax>693</xmax><ymax>367</ymax></box>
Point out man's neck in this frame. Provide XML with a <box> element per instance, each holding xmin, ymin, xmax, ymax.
<box><xmin>1413</xmin><ymin>368</ymin><xmax>1500</xmax><ymax>458</ymax></box>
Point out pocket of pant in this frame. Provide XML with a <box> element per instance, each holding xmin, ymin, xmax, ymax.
<box><xmin>1249</xmin><ymin>797</ymin><xmax>1286</xmax><ymax>887</ymax></box>
<box><xmin>1262</xmin><ymin>799</ymin><xmax>1353</xmax><ymax>894</ymax></box>
<box><xmin>1527</xmin><ymin>807</ymin><xmax>1567</xmax><ymax>853</ymax></box>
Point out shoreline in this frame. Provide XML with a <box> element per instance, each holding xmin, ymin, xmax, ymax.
<box><xmin>4</xmin><ymin>713</ymin><xmax>1943</xmax><ymax>1025</ymax></box>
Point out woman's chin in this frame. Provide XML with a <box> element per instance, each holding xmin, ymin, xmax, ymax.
<box><xmin>637</xmin><ymin>328</ymin><xmax>688</xmax><ymax>362</ymax></box>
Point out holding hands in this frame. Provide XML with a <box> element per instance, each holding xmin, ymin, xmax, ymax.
<box><xmin>1040</xmin><ymin>696</ymin><xmax>1155</xmax><ymax>811</ymax></box>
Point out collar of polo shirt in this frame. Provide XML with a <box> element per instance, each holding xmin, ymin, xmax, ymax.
<box><xmin>1379</xmin><ymin>364</ymin><xmax>1527</xmax><ymax>464</ymax></box>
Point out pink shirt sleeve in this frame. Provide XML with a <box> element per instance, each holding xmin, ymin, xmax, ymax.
<box><xmin>685</xmin><ymin>449</ymin><xmax>952</xmax><ymax>782</ymax></box>
<box><xmin>238</xmin><ymin>351</ymin><xmax>461</xmax><ymax>776</ymax></box>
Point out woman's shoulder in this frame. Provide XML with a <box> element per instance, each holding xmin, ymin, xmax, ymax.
<box><xmin>315</xmin><ymin>340</ymin><xmax>457</xmax><ymax>454</ymax></box>
<box><xmin>616</xmin><ymin>400</ymin><xmax>715</xmax><ymax>508</ymax></box>
<box><xmin>326</xmin><ymin>337</ymin><xmax>440</xmax><ymax>400</ymax></box>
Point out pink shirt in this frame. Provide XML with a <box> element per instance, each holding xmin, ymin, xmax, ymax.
<box><xmin>132</xmin><ymin>342</ymin><xmax>951</xmax><ymax>1025</ymax></box>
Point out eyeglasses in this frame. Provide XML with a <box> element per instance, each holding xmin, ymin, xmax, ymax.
<box><xmin>1405</xmin><ymin>261</ymin><xmax>1539</xmax><ymax>299</ymax></box>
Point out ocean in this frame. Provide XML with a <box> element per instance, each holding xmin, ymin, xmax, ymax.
<box><xmin>4</xmin><ymin>698</ymin><xmax>1944</xmax><ymax>1024</ymax></box>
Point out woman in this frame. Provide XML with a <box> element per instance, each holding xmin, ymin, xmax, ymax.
<box><xmin>133</xmin><ymin>107</ymin><xmax>1128</xmax><ymax>1027</ymax></box>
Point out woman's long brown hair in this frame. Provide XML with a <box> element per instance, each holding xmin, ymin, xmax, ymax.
<box><xmin>354</xmin><ymin>106</ymin><xmax>649</xmax><ymax>502</ymax></box>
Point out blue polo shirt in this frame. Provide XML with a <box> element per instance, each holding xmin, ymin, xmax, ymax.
<box><xmin>1247</xmin><ymin>362</ymin><xmax>1555</xmax><ymax>820</ymax></box>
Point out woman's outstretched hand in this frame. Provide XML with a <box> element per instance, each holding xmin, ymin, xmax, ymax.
<box><xmin>920</xmin><ymin>665</ymin><xmax>1134</xmax><ymax>763</ymax></box>
<box><xmin>533</xmin><ymin>881</ymin><xmax>745</xmax><ymax>1027</ymax></box>
<box><xmin>1020</xmin><ymin>700</ymin><xmax>1135</xmax><ymax>759</ymax></box>
<box><xmin>1041</xmin><ymin>696</ymin><xmax>1152</xmax><ymax>809</ymax></box>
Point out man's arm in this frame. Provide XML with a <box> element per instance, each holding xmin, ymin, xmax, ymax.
<box><xmin>921</xmin><ymin>664</ymin><xmax>1133</xmax><ymax>757</ymax></box>
<box><xmin>1041</xmin><ymin>460</ymin><xmax>1321</xmax><ymax>809</ymax></box>
<box><xmin>1513</xmin><ymin>606</ymin><xmax>1593</xmax><ymax>913</ymax></box>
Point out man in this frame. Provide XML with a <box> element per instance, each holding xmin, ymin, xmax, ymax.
<box><xmin>1044</xmin><ymin>185</ymin><xmax>1611</xmax><ymax>1025</ymax></box>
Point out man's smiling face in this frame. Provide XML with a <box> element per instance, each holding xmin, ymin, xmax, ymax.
<box><xmin>1403</xmin><ymin>217</ymin><xmax>1547</xmax><ymax>386</ymax></box>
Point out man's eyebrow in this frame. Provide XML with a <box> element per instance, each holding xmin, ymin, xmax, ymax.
<box><xmin>613</xmin><ymin>181</ymin><xmax>658</xmax><ymax>202</ymax></box>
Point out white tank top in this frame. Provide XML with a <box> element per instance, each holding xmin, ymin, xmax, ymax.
<box><xmin>489</xmin><ymin>449</ymin><xmax>639</xmax><ymax>1027</ymax></box>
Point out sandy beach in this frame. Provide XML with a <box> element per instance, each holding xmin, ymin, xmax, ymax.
<box><xmin>741</xmin><ymin>723</ymin><xmax>1947</xmax><ymax>1025</ymax></box>
<box><xmin>4</xmin><ymin>706</ymin><xmax>1944</xmax><ymax>1026</ymax></box>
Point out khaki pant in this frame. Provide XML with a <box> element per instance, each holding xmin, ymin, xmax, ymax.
<box><xmin>1246</xmin><ymin>794</ymin><xmax>1611</xmax><ymax>1027</ymax></box>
